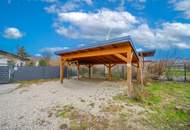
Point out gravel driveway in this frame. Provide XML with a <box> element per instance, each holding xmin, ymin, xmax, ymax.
<box><xmin>0</xmin><ymin>79</ymin><xmax>125</xmax><ymax>130</ymax></box>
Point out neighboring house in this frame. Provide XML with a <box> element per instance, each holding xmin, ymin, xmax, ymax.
<box><xmin>0</xmin><ymin>50</ymin><xmax>29</xmax><ymax>66</ymax></box>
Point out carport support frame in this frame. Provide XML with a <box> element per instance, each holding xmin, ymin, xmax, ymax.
<box><xmin>59</xmin><ymin>46</ymin><xmax>143</xmax><ymax>98</ymax></box>
<box><xmin>114</xmin><ymin>50</ymin><xmax>134</xmax><ymax>98</ymax></box>
<box><xmin>60</xmin><ymin>58</ymin><xmax>66</xmax><ymax>84</ymax></box>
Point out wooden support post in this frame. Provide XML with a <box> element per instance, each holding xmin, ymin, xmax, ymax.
<box><xmin>60</xmin><ymin>57</ymin><xmax>65</xmax><ymax>84</ymax></box>
<box><xmin>77</xmin><ymin>63</ymin><xmax>80</xmax><ymax>80</ymax></box>
<box><xmin>127</xmin><ymin>62</ymin><xmax>132</xmax><ymax>97</ymax></box>
<box><xmin>126</xmin><ymin>50</ymin><xmax>133</xmax><ymax>98</ymax></box>
<box><xmin>108</xmin><ymin>64</ymin><xmax>112</xmax><ymax>80</ymax></box>
<box><xmin>88</xmin><ymin>64</ymin><xmax>91</xmax><ymax>79</ymax></box>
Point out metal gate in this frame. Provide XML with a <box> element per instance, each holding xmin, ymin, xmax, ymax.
<box><xmin>0</xmin><ymin>66</ymin><xmax>10</xmax><ymax>84</ymax></box>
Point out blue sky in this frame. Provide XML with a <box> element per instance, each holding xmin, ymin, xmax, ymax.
<box><xmin>0</xmin><ymin>0</ymin><xmax>190</xmax><ymax>59</ymax></box>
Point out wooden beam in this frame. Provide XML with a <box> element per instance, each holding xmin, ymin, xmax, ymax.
<box><xmin>111</xmin><ymin>64</ymin><xmax>116</xmax><ymax>68</ymax></box>
<box><xmin>114</xmin><ymin>53</ymin><xmax>128</xmax><ymax>63</ymax></box>
<box><xmin>104</xmin><ymin>64</ymin><xmax>109</xmax><ymax>68</ymax></box>
<box><xmin>62</xmin><ymin>46</ymin><xmax>131</xmax><ymax>59</ymax></box>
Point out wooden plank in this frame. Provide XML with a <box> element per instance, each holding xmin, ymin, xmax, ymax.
<box><xmin>62</xmin><ymin>46</ymin><xmax>131</xmax><ymax>59</ymax></box>
<box><xmin>114</xmin><ymin>53</ymin><xmax>128</xmax><ymax>63</ymax></box>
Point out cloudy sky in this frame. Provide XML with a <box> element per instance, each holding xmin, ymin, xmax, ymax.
<box><xmin>0</xmin><ymin>0</ymin><xmax>190</xmax><ymax>59</ymax></box>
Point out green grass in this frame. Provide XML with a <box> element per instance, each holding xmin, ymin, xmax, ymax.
<box><xmin>145</xmin><ymin>82</ymin><xmax>190</xmax><ymax>129</ymax></box>
<box><xmin>113</xmin><ymin>81</ymin><xmax>190</xmax><ymax>129</ymax></box>
<box><xmin>166</xmin><ymin>68</ymin><xmax>190</xmax><ymax>77</ymax></box>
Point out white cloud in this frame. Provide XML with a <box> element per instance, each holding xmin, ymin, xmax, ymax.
<box><xmin>40</xmin><ymin>47</ymin><xmax>69</xmax><ymax>53</ymax></box>
<box><xmin>117</xmin><ymin>0</ymin><xmax>147</xmax><ymax>11</ymax></box>
<box><xmin>172</xmin><ymin>0</ymin><xmax>190</xmax><ymax>19</ymax></box>
<box><xmin>176</xmin><ymin>42</ymin><xmax>190</xmax><ymax>49</ymax></box>
<box><xmin>35</xmin><ymin>53</ymin><xmax>42</xmax><ymax>57</ymax></box>
<box><xmin>41</xmin><ymin>0</ymin><xmax>58</xmax><ymax>3</ymax></box>
<box><xmin>53</xmin><ymin>8</ymin><xmax>190</xmax><ymax>50</ymax></box>
<box><xmin>121</xmin><ymin>22</ymin><xmax>190</xmax><ymax>49</ymax></box>
<box><xmin>84</xmin><ymin>0</ymin><xmax>93</xmax><ymax>5</ymax></box>
<box><xmin>44</xmin><ymin>1</ymin><xmax>80</xmax><ymax>13</ymax></box>
<box><xmin>44</xmin><ymin>0</ymin><xmax>93</xmax><ymax>13</ymax></box>
<box><xmin>54</xmin><ymin>9</ymin><xmax>138</xmax><ymax>39</ymax></box>
<box><xmin>44</xmin><ymin>1</ymin><xmax>190</xmax><ymax>50</ymax></box>
<box><xmin>3</xmin><ymin>27</ymin><xmax>24</xmax><ymax>39</ymax></box>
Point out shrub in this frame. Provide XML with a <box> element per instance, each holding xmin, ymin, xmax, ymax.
<box><xmin>39</xmin><ymin>59</ymin><xmax>48</xmax><ymax>66</ymax></box>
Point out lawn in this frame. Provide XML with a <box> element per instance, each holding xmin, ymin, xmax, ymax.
<box><xmin>114</xmin><ymin>81</ymin><xmax>190</xmax><ymax>129</ymax></box>
<box><xmin>144</xmin><ymin>82</ymin><xmax>190</xmax><ymax>129</ymax></box>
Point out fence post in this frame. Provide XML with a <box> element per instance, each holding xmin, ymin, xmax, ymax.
<box><xmin>184</xmin><ymin>63</ymin><xmax>187</xmax><ymax>82</ymax></box>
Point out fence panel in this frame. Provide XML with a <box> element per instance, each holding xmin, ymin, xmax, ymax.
<box><xmin>13</xmin><ymin>66</ymin><xmax>67</xmax><ymax>81</ymax></box>
<box><xmin>0</xmin><ymin>66</ymin><xmax>10</xmax><ymax>84</ymax></box>
<box><xmin>166</xmin><ymin>63</ymin><xmax>190</xmax><ymax>82</ymax></box>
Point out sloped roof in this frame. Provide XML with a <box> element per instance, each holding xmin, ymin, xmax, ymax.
<box><xmin>0</xmin><ymin>50</ymin><xmax>29</xmax><ymax>61</ymax></box>
<box><xmin>55</xmin><ymin>36</ymin><xmax>138</xmax><ymax>58</ymax></box>
<box><xmin>55</xmin><ymin>36</ymin><xmax>141</xmax><ymax>64</ymax></box>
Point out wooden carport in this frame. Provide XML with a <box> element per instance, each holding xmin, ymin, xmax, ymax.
<box><xmin>55</xmin><ymin>36</ymin><xmax>144</xmax><ymax>97</ymax></box>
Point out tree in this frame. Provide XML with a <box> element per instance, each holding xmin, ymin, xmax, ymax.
<box><xmin>42</xmin><ymin>51</ymin><xmax>52</xmax><ymax>66</ymax></box>
<box><xmin>17</xmin><ymin>46</ymin><xmax>28</xmax><ymax>60</ymax></box>
<box><xmin>39</xmin><ymin>59</ymin><xmax>48</xmax><ymax>66</ymax></box>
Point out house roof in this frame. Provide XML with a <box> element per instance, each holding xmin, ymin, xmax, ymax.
<box><xmin>0</xmin><ymin>50</ymin><xmax>29</xmax><ymax>61</ymax></box>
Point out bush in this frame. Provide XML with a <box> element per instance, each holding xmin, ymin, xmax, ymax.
<box><xmin>133</xmin><ymin>84</ymin><xmax>145</xmax><ymax>102</ymax></box>
<box><xmin>147</xmin><ymin>60</ymin><xmax>168</xmax><ymax>79</ymax></box>
<box><xmin>39</xmin><ymin>59</ymin><xmax>48</xmax><ymax>66</ymax></box>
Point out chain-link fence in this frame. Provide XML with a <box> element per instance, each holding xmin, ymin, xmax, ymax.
<box><xmin>147</xmin><ymin>61</ymin><xmax>190</xmax><ymax>82</ymax></box>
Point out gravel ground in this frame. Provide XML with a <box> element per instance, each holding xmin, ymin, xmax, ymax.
<box><xmin>0</xmin><ymin>79</ymin><xmax>125</xmax><ymax>130</ymax></box>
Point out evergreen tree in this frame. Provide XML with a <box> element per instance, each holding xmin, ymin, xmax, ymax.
<box><xmin>17</xmin><ymin>46</ymin><xmax>28</xmax><ymax>60</ymax></box>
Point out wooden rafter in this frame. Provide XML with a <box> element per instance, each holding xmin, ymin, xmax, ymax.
<box><xmin>61</xmin><ymin>46</ymin><xmax>130</xmax><ymax>60</ymax></box>
<box><xmin>114</xmin><ymin>53</ymin><xmax>128</xmax><ymax>63</ymax></box>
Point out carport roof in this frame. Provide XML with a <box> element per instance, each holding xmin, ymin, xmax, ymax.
<box><xmin>55</xmin><ymin>36</ymin><xmax>140</xmax><ymax>64</ymax></box>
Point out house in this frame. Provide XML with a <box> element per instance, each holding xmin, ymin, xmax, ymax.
<box><xmin>0</xmin><ymin>50</ymin><xmax>29</xmax><ymax>66</ymax></box>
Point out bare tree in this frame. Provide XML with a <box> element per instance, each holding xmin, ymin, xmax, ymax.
<box><xmin>41</xmin><ymin>51</ymin><xmax>52</xmax><ymax>66</ymax></box>
<box><xmin>147</xmin><ymin>49</ymin><xmax>178</xmax><ymax>80</ymax></box>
